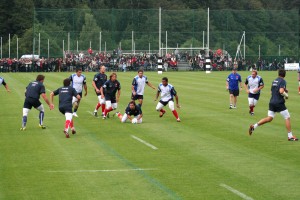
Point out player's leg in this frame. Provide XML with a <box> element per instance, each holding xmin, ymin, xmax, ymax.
<box><xmin>64</xmin><ymin>112</ymin><xmax>73</xmax><ymax>138</ymax></box>
<box><xmin>21</xmin><ymin>108</ymin><xmax>30</xmax><ymax>130</ymax></box>
<box><xmin>248</xmin><ymin>97</ymin><xmax>255</xmax><ymax>115</ymax></box>
<box><xmin>137</xmin><ymin>95</ymin><xmax>143</xmax><ymax>107</ymax></box>
<box><xmin>136</xmin><ymin>116</ymin><xmax>143</xmax><ymax>124</ymax></box>
<box><xmin>229</xmin><ymin>90</ymin><xmax>234</xmax><ymax>109</ymax></box>
<box><xmin>168</xmin><ymin>101</ymin><xmax>180</xmax><ymax>122</ymax></box>
<box><xmin>249</xmin><ymin>110</ymin><xmax>274</xmax><ymax>135</ymax></box>
<box><xmin>36</xmin><ymin>104</ymin><xmax>46</xmax><ymax>128</ymax></box>
<box><xmin>103</xmin><ymin>100</ymin><xmax>112</xmax><ymax>119</ymax></box>
<box><xmin>100</xmin><ymin>96</ymin><xmax>106</xmax><ymax>116</ymax></box>
<box><xmin>280</xmin><ymin>110</ymin><xmax>298</xmax><ymax>141</ymax></box>
<box><xmin>298</xmin><ymin>81</ymin><xmax>300</xmax><ymax>94</ymax></box>
<box><xmin>72</xmin><ymin>96</ymin><xmax>79</xmax><ymax>117</ymax></box>
<box><xmin>94</xmin><ymin>95</ymin><xmax>102</xmax><ymax>117</ymax></box>
<box><xmin>156</xmin><ymin>101</ymin><xmax>166</xmax><ymax>117</ymax></box>
<box><xmin>121</xmin><ymin>113</ymin><xmax>128</xmax><ymax>123</ymax></box>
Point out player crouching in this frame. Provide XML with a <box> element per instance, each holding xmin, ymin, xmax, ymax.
<box><xmin>116</xmin><ymin>101</ymin><xmax>143</xmax><ymax>124</ymax></box>
<box><xmin>155</xmin><ymin>77</ymin><xmax>181</xmax><ymax>122</ymax></box>
<box><xmin>50</xmin><ymin>78</ymin><xmax>81</xmax><ymax>138</ymax></box>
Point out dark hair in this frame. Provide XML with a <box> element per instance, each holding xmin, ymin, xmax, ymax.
<box><xmin>278</xmin><ymin>69</ymin><xmax>286</xmax><ymax>78</ymax></box>
<box><xmin>36</xmin><ymin>74</ymin><xmax>45</xmax><ymax>82</ymax></box>
<box><xmin>63</xmin><ymin>78</ymin><xmax>71</xmax><ymax>87</ymax></box>
<box><xmin>162</xmin><ymin>77</ymin><xmax>168</xmax><ymax>82</ymax></box>
<box><xmin>138</xmin><ymin>69</ymin><xmax>144</xmax><ymax>73</ymax></box>
<box><xmin>76</xmin><ymin>68</ymin><xmax>82</xmax><ymax>72</ymax></box>
<box><xmin>129</xmin><ymin>100</ymin><xmax>136</xmax><ymax>106</ymax></box>
<box><xmin>110</xmin><ymin>72</ymin><xmax>117</xmax><ymax>80</ymax></box>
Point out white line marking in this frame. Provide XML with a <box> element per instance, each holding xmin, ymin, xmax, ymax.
<box><xmin>220</xmin><ymin>183</ymin><xmax>254</xmax><ymax>200</ymax></box>
<box><xmin>131</xmin><ymin>135</ymin><xmax>158</xmax><ymax>150</ymax></box>
<box><xmin>87</xmin><ymin>111</ymin><xmax>99</xmax><ymax>118</ymax></box>
<box><xmin>46</xmin><ymin>168</ymin><xmax>157</xmax><ymax>173</ymax></box>
<box><xmin>46</xmin><ymin>89</ymin><xmax>52</xmax><ymax>92</ymax></box>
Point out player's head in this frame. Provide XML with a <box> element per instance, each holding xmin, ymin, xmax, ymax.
<box><xmin>138</xmin><ymin>69</ymin><xmax>144</xmax><ymax>77</ymax></box>
<box><xmin>76</xmin><ymin>68</ymin><xmax>82</xmax><ymax>76</ymax></box>
<box><xmin>251</xmin><ymin>70</ymin><xmax>257</xmax><ymax>78</ymax></box>
<box><xmin>129</xmin><ymin>100</ymin><xmax>136</xmax><ymax>110</ymax></box>
<box><xmin>278</xmin><ymin>69</ymin><xmax>286</xmax><ymax>78</ymax></box>
<box><xmin>63</xmin><ymin>78</ymin><xmax>71</xmax><ymax>87</ymax></box>
<box><xmin>162</xmin><ymin>77</ymin><xmax>168</xmax><ymax>86</ymax></box>
<box><xmin>110</xmin><ymin>73</ymin><xmax>117</xmax><ymax>81</ymax></box>
<box><xmin>100</xmin><ymin>65</ymin><xmax>106</xmax><ymax>73</ymax></box>
<box><xmin>36</xmin><ymin>74</ymin><xmax>45</xmax><ymax>82</ymax></box>
<box><xmin>232</xmin><ymin>67</ymin><xmax>237</xmax><ymax>74</ymax></box>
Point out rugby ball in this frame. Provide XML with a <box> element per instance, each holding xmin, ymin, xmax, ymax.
<box><xmin>132</xmin><ymin>118</ymin><xmax>138</xmax><ymax>124</ymax></box>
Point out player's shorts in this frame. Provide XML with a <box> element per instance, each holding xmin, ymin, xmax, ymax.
<box><xmin>95</xmin><ymin>89</ymin><xmax>101</xmax><ymax>96</ymax></box>
<box><xmin>105</xmin><ymin>95</ymin><xmax>117</xmax><ymax>103</ymax></box>
<box><xmin>268</xmin><ymin>103</ymin><xmax>287</xmax><ymax>113</ymax></box>
<box><xmin>248</xmin><ymin>93</ymin><xmax>260</xmax><ymax>100</ymax></box>
<box><xmin>229</xmin><ymin>89</ymin><xmax>239</xmax><ymax>96</ymax></box>
<box><xmin>23</xmin><ymin>97</ymin><xmax>41</xmax><ymax>109</ymax></box>
<box><xmin>131</xmin><ymin>94</ymin><xmax>143</xmax><ymax>100</ymax></box>
<box><xmin>59</xmin><ymin>106</ymin><xmax>73</xmax><ymax>115</ymax></box>
<box><xmin>72</xmin><ymin>92</ymin><xmax>82</xmax><ymax>104</ymax></box>
<box><xmin>159</xmin><ymin>99</ymin><xmax>173</xmax><ymax>106</ymax></box>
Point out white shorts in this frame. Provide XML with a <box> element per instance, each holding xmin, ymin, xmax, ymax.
<box><xmin>121</xmin><ymin>113</ymin><xmax>142</xmax><ymax>123</ymax></box>
<box><xmin>248</xmin><ymin>98</ymin><xmax>258</xmax><ymax>106</ymax></box>
<box><xmin>268</xmin><ymin>109</ymin><xmax>290</xmax><ymax>119</ymax></box>
<box><xmin>97</xmin><ymin>96</ymin><xmax>106</xmax><ymax>104</ymax></box>
<box><xmin>105</xmin><ymin>101</ymin><xmax>117</xmax><ymax>110</ymax></box>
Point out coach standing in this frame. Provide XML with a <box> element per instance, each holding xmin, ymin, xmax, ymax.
<box><xmin>226</xmin><ymin>67</ymin><xmax>242</xmax><ymax>109</ymax></box>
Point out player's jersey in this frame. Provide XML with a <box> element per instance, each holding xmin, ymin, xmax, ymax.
<box><xmin>93</xmin><ymin>73</ymin><xmax>107</xmax><ymax>89</ymax></box>
<box><xmin>69</xmin><ymin>74</ymin><xmax>86</xmax><ymax>93</ymax></box>
<box><xmin>158</xmin><ymin>83</ymin><xmax>177</xmax><ymax>102</ymax></box>
<box><xmin>102</xmin><ymin>80</ymin><xmax>121</xmax><ymax>97</ymax></box>
<box><xmin>25</xmin><ymin>81</ymin><xmax>45</xmax><ymax>100</ymax></box>
<box><xmin>132</xmin><ymin>75</ymin><xmax>148</xmax><ymax>95</ymax></box>
<box><xmin>53</xmin><ymin>86</ymin><xmax>78</xmax><ymax>108</ymax></box>
<box><xmin>125</xmin><ymin>104</ymin><xmax>142</xmax><ymax>116</ymax></box>
<box><xmin>227</xmin><ymin>73</ymin><xmax>242</xmax><ymax>90</ymax></box>
<box><xmin>0</xmin><ymin>77</ymin><xmax>6</xmax><ymax>86</ymax></box>
<box><xmin>270</xmin><ymin>77</ymin><xmax>286</xmax><ymax>104</ymax></box>
<box><xmin>298</xmin><ymin>67</ymin><xmax>300</xmax><ymax>81</ymax></box>
<box><xmin>245</xmin><ymin>75</ymin><xmax>264</xmax><ymax>94</ymax></box>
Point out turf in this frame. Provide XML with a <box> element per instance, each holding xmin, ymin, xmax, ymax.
<box><xmin>0</xmin><ymin>71</ymin><xmax>300</xmax><ymax>199</ymax></box>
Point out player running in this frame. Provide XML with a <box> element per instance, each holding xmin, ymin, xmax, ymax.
<box><xmin>0</xmin><ymin>76</ymin><xmax>10</xmax><ymax>92</ymax></box>
<box><xmin>20</xmin><ymin>75</ymin><xmax>54</xmax><ymax>130</ymax></box>
<box><xmin>244</xmin><ymin>70</ymin><xmax>264</xmax><ymax>115</ymax></box>
<box><xmin>226</xmin><ymin>67</ymin><xmax>242</xmax><ymax>109</ymax></box>
<box><xmin>50</xmin><ymin>78</ymin><xmax>81</xmax><ymax>138</ymax></box>
<box><xmin>92</xmin><ymin>65</ymin><xmax>107</xmax><ymax>117</ymax></box>
<box><xmin>131</xmin><ymin>69</ymin><xmax>156</xmax><ymax>107</ymax></box>
<box><xmin>116</xmin><ymin>101</ymin><xmax>143</xmax><ymax>124</ymax></box>
<box><xmin>155</xmin><ymin>77</ymin><xmax>181</xmax><ymax>122</ymax></box>
<box><xmin>297</xmin><ymin>66</ymin><xmax>300</xmax><ymax>94</ymax></box>
<box><xmin>100</xmin><ymin>73</ymin><xmax>121</xmax><ymax>119</ymax></box>
<box><xmin>69</xmin><ymin>68</ymin><xmax>87</xmax><ymax>117</ymax></box>
<box><xmin>249</xmin><ymin>69</ymin><xmax>298</xmax><ymax>141</ymax></box>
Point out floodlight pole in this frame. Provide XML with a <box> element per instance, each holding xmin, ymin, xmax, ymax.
<box><xmin>17</xmin><ymin>37</ymin><xmax>18</xmax><ymax>59</ymax></box>
<box><xmin>99</xmin><ymin>32</ymin><xmax>101</xmax><ymax>52</ymax></box>
<box><xmin>38</xmin><ymin>32</ymin><xmax>40</xmax><ymax>56</ymax></box>
<box><xmin>159</xmin><ymin>7</ymin><xmax>162</xmax><ymax>56</ymax></box>
<box><xmin>48</xmin><ymin>39</ymin><xmax>49</xmax><ymax>59</ymax></box>
<box><xmin>243</xmin><ymin>31</ymin><xmax>245</xmax><ymax>60</ymax></box>
<box><xmin>9</xmin><ymin>33</ymin><xmax>10</xmax><ymax>58</ymax></box>
<box><xmin>166</xmin><ymin>31</ymin><xmax>168</xmax><ymax>56</ymax></box>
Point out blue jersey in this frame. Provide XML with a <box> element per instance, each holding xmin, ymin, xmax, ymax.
<box><xmin>227</xmin><ymin>73</ymin><xmax>242</xmax><ymax>90</ymax></box>
<box><xmin>270</xmin><ymin>77</ymin><xmax>286</xmax><ymax>105</ymax></box>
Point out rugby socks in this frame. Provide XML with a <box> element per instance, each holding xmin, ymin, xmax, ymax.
<box><xmin>70</xmin><ymin>120</ymin><xmax>75</xmax><ymax>130</ymax></box>
<box><xmin>104</xmin><ymin>107</ymin><xmax>113</xmax><ymax>116</ymax></box>
<box><xmin>65</xmin><ymin>120</ymin><xmax>71</xmax><ymax>132</ymax></box>
<box><xmin>22</xmin><ymin>116</ymin><xmax>27</xmax><ymax>128</ymax></box>
<box><xmin>101</xmin><ymin>104</ymin><xmax>105</xmax><ymax>114</ymax></box>
<box><xmin>172</xmin><ymin>110</ymin><xmax>179</xmax><ymax>119</ymax></box>
<box><xmin>249</xmin><ymin>105</ymin><xmax>254</xmax><ymax>113</ymax></box>
<box><xmin>288</xmin><ymin>132</ymin><xmax>293</xmax><ymax>138</ymax></box>
<box><xmin>160</xmin><ymin>109</ymin><xmax>166</xmax><ymax>113</ymax></box>
<box><xmin>95</xmin><ymin>103</ymin><xmax>101</xmax><ymax>111</ymax></box>
<box><xmin>117</xmin><ymin>112</ymin><xmax>122</xmax><ymax>120</ymax></box>
<box><xmin>253</xmin><ymin>123</ymin><xmax>259</xmax><ymax>129</ymax></box>
<box><xmin>39</xmin><ymin>111</ymin><xmax>44</xmax><ymax>125</ymax></box>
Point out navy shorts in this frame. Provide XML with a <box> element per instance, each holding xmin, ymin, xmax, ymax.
<box><xmin>23</xmin><ymin>98</ymin><xmax>41</xmax><ymax>109</ymax></box>
<box><xmin>248</xmin><ymin>93</ymin><xmax>260</xmax><ymax>100</ymax></box>
<box><xmin>131</xmin><ymin>94</ymin><xmax>143</xmax><ymax>100</ymax></box>
<box><xmin>229</xmin><ymin>89</ymin><xmax>239</xmax><ymax>96</ymax></box>
<box><xmin>59</xmin><ymin>106</ymin><xmax>73</xmax><ymax>115</ymax></box>
<box><xmin>159</xmin><ymin>99</ymin><xmax>173</xmax><ymax>106</ymax></box>
<box><xmin>105</xmin><ymin>95</ymin><xmax>117</xmax><ymax>104</ymax></box>
<box><xmin>269</xmin><ymin>103</ymin><xmax>286</xmax><ymax>113</ymax></box>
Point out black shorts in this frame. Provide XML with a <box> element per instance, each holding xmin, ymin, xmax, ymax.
<box><xmin>23</xmin><ymin>98</ymin><xmax>41</xmax><ymax>109</ymax></box>
<box><xmin>248</xmin><ymin>93</ymin><xmax>260</xmax><ymax>100</ymax></box>
<box><xmin>105</xmin><ymin>95</ymin><xmax>116</xmax><ymax>104</ymax></box>
<box><xmin>59</xmin><ymin>106</ymin><xmax>73</xmax><ymax>115</ymax></box>
<box><xmin>269</xmin><ymin>103</ymin><xmax>287</xmax><ymax>113</ymax></box>
<box><xmin>229</xmin><ymin>90</ymin><xmax>239</xmax><ymax>96</ymax></box>
<box><xmin>131</xmin><ymin>94</ymin><xmax>144</xmax><ymax>100</ymax></box>
<box><xmin>95</xmin><ymin>89</ymin><xmax>101</xmax><ymax>96</ymax></box>
<box><xmin>78</xmin><ymin>92</ymin><xmax>82</xmax><ymax>98</ymax></box>
<box><xmin>159</xmin><ymin>99</ymin><xmax>173</xmax><ymax>106</ymax></box>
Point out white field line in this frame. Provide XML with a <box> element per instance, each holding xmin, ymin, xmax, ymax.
<box><xmin>131</xmin><ymin>135</ymin><xmax>158</xmax><ymax>150</ymax></box>
<box><xmin>87</xmin><ymin>111</ymin><xmax>99</xmax><ymax>118</ymax></box>
<box><xmin>46</xmin><ymin>168</ymin><xmax>157</xmax><ymax>173</ymax></box>
<box><xmin>220</xmin><ymin>183</ymin><xmax>254</xmax><ymax>200</ymax></box>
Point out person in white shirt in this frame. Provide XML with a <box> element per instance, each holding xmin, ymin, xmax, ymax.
<box><xmin>131</xmin><ymin>69</ymin><xmax>155</xmax><ymax>107</ymax></box>
<box><xmin>155</xmin><ymin>77</ymin><xmax>181</xmax><ymax>122</ymax></box>
<box><xmin>244</xmin><ymin>70</ymin><xmax>264</xmax><ymax>115</ymax></box>
<box><xmin>69</xmin><ymin>68</ymin><xmax>87</xmax><ymax>117</ymax></box>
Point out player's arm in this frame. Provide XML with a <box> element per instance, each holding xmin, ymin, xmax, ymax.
<box><xmin>92</xmin><ymin>80</ymin><xmax>100</xmax><ymax>94</ymax></box>
<box><xmin>244</xmin><ymin>79</ymin><xmax>249</xmax><ymax>93</ymax></box>
<box><xmin>226</xmin><ymin>78</ymin><xmax>229</xmax><ymax>90</ymax></box>
<box><xmin>137</xmin><ymin>113</ymin><xmax>143</xmax><ymax>121</ymax></box>
<box><xmin>280</xmin><ymin>87</ymin><xmax>288</xmax><ymax>99</ymax></box>
<box><xmin>41</xmin><ymin>93</ymin><xmax>54</xmax><ymax>110</ymax></box>
<box><xmin>239</xmin><ymin>77</ymin><xmax>243</xmax><ymax>90</ymax></box>
<box><xmin>147</xmin><ymin>81</ymin><xmax>156</xmax><ymax>90</ymax></box>
<box><xmin>116</xmin><ymin>89</ymin><xmax>121</xmax><ymax>103</ymax></box>
<box><xmin>83</xmin><ymin>78</ymin><xmax>87</xmax><ymax>96</ymax></box>
<box><xmin>155</xmin><ymin>90</ymin><xmax>160</xmax><ymax>101</ymax></box>
<box><xmin>2</xmin><ymin>81</ymin><xmax>10</xmax><ymax>92</ymax></box>
<box><xmin>131</xmin><ymin>84</ymin><xmax>136</xmax><ymax>96</ymax></box>
<box><xmin>76</xmin><ymin>94</ymin><xmax>81</xmax><ymax>100</ymax></box>
<box><xmin>174</xmin><ymin>94</ymin><xmax>180</xmax><ymax>108</ymax></box>
<box><xmin>100</xmin><ymin>86</ymin><xmax>104</xmax><ymax>98</ymax></box>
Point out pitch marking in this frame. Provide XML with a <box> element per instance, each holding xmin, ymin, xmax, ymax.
<box><xmin>131</xmin><ymin>135</ymin><xmax>158</xmax><ymax>150</ymax></box>
<box><xmin>87</xmin><ymin>111</ymin><xmax>99</xmax><ymax>118</ymax></box>
<box><xmin>47</xmin><ymin>168</ymin><xmax>157</xmax><ymax>173</ymax></box>
<box><xmin>220</xmin><ymin>183</ymin><xmax>254</xmax><ymax>200</ymax></box>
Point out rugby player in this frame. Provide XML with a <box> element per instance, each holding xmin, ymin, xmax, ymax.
<box><xmin>226</xmin><ymin>67</ymin><xmax>242</xmax><ymax>109</ymax></box>
<box><xmin>0</xmin><ymin>76</ymin><xmax>10</xmax><ymax>92</ymax></box>
<box><xmin>92</xmin><ymin>65</ymin><xmax>107</xmax><ymax>117</ymax></box>
<box><xmin>116</xmin><ymin>101</ymin><xmax>143</xmax><ymax>124</ymax></box>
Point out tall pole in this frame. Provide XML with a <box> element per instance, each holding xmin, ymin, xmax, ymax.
<box><xmin>132</xmin><ymin>31</ymin><xmax>134</xmax><ymax>53</ymax></box>
<box><xmin>1</xmin><ymin>37</ymin><xmax>2</xmax><ymax>58</ymax></box>
<box><xmin>38</xmin><ymin>32</ymin><xmax>40</xmax><ymax>56</ymax></box>
<box><xmin>68</xmin><ymin>32</ymin><xmax>70</xmax><ymax>53</ymax></box>
<box><xmin>9</xmin><ymin>34</ymin><xmax>10</xmax><ymax>58</ymax></box>
<box><xmin>90</xmin><ymin>41</ymin><xmax>91</xmax><ymax>48</ymax></box>
<box><xmin>105</xmin><ymin>41</ymin><xmax>106</xmax><ymax>53</ymax></box>
<box><xmin>279</xmin><ymin>45</ymin><xmax>281</xmax><ymax>56</ymax></box>
<box><xmin>149</xmin><ymin>43</ymin><xmax>151</xmax><ymax>55</ymax></box>
<box><xmin>99</xmin><ymin>32</ymin><xmax>101</xmax><ymax>52</ymax></box>
<box><xmin>159</xmin><ymin>7</ymin><xmax>162</xmax><ymax>56</ymax></box>
<box><xmin>259</xmin><ymin>45</ymin><xmax>260</xmax><ymax>58</ymax></box>
<box><xmin>166</xmin><ymin>31</ymin><xmax>168</xmax><ymax>56</ymax></box>
<box><xmin>17</xmin><ymin>37</ymin><xmax>19</xmax><ymax>59</ymax></box>
<box><xmin>63</xmin><ymin>40</ymin><xmax>64</xmax><ymax>58</ymax></box>
<box><xmin>77</xmin><ymin>40</ymin><xmax>78</xmax><ymax>52</ymax></box>
<box><xmin>203</xmin><ymin>31</ymin><xmax>205</xmax><ymax>49</ymax></box>
<box><xmin>48</xmin><ymin>39</ymin><xmax>49</xmax><ymax>59</ymax></box>
<box><xmin>243</xmin><ymin>31</ymin><xmax>245</xmax><ymax>60</ymax></box>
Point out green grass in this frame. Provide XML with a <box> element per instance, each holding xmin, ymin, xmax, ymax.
<box><xmin>1</xmin><ymin>71</ymin><xmax>300</xmax><ymax>200</ymax></box>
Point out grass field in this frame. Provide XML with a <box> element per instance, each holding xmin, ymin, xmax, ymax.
<box><xmin>0</xmin><ymin>70</ymin><xmax>300</xmax><ymax>200</ymax></box>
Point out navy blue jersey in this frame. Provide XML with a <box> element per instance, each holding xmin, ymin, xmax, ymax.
<box><xmin>125</xmin><ymin>104</ymin><xmax>142</xmax><ymax>116</ymax></box>
<box><xmin>102</xmin><ymin>80</ymin><xmax>121</xmax><ymax>97</ymax></box>
<box><xmin>0</xmin><ymin>77</ymin><xmax>6</xmax><ymax>86</ymax></box>
<box><xmin>53</xmin><ymin>86</ymin><xmax>78</xmax><ymax>108</ymax></box>
<box><xmin>25</xmin><ymin>81</ymin><xmax>45</xmax><ymax>99</ymax></box>
<box><xmin>227</xmin><ymin>73</ymin><xmax>242</xmax><ymax>90</ymax></box>
<box><xmin>93</xmin><ymin>73</ymin><xmax>107</xmax><ymax>89</ymax></box>
<box><xmin>270</xmin><ymin>77</ymin><xmax>286</xmax><ymax>104</ymax></box>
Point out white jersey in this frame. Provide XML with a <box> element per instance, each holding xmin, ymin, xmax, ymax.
<box><xmin>245</xmin><ymin>75</ymin><xmax>264</xmax><ymax>94</ymax></box>
<box><xmin>69</xmin><ymin>74</ymin><xmax>86</xmax><ymax>93</ymax></box>
<box><xmin>158</xmin><ymin>83</ymin><xmax>177</xmax><ymax>102</ymax></box>
<box><xmin>0</xmin><ymin>77</ymin><xmax>4</xmax><ymax>85</ymax></box>
<box><xmin>132</xmin><ymin>75</ymin><xmax>148</xmax><ymax>95</ymax></box>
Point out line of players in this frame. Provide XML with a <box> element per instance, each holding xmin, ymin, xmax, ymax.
<box><xmin>17</xmin><ymin>66</ymin><xmax>181</xmax><ymax>138</ymax></box>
